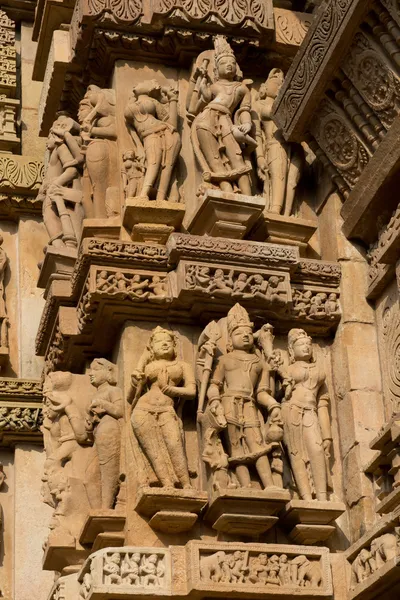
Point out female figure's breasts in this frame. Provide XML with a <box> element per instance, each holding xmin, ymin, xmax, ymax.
<box><xmin>136</xmin><ymin>359</ymin><xmax>184</xmax><ymax>408</ymax></box>
<box><xmin>127</xmin><ymin>97</ymin><xmax>160</xmax><ymax>132</ymax></box>
<box><xmin>210</xmin><ymin>81</ymin><xmax>245</xmax><ymax>112</ymax></box>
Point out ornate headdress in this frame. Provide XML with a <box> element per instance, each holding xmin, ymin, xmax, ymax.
<box><xmin>288</xmin><ymin>329</ymin><xmax>310</xmax><ymax>347</ymax></box>
<box><xmin>227</xmin><ymin>304</ymin><xmax>253</xmax><ymax>337</ymax></box>
<box><xmin>214</xmin><ymin>35</ymin><xmax>235</xmax><ymax>64</ymax></box>
<box><xmin>267</xmin><ymin>68</ymin><xmax>284</xmax><ymax>87</ymax></box>
<box><xmin>288</xmin><ymin>329</ymin><xmax>313</xmax><ymax>363</ymax></box>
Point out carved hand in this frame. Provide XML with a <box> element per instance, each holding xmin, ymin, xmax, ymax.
<box><xmin>323</xmin><ymin>439</ymin><xmax>332</xmax><ymax>458</ymax></box>
<box><xmin>269</xmin><ymin>406</ymin><xmax>283</xmax><ymax>425</ymax></box>
<box><xmin>131</xmin><ymin>370</ymin><xmax>145</xmax><ymax>387</ymax></box>
<box><xmin>257</xmin><ymin>157</ymin><xmax>267</xmax><ymax>180</ymax></box>
<box><xmin>237</xmin><ymin>122</ymin><xmax>251</xmax><ymax>135</ymax></box>
<box><xmin>166</xmin><ymin>86</ymin><xmax>179</xmax><ymax>101</ymax></box>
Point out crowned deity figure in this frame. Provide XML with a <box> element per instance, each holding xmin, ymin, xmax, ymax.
<box><xmin>130</xmin><ymin>327</ymin><xmax>196</xmax><ymax>488</ymax></box>
<box><xmin>124</xmin><ymin>80</ymin><xmax>181</xmax><ymax>201</ymax></box>
<box><xmin>253</xmin><ymin>69</ymin><xmax>303</xmax><ymax>215</ymax></box>
<box><xmin>198</xmin><ymin>304</ymin><xmax>284</xmax><ymax>491</ymax></box>
<box><xmin>187</xmin><ymin>36</ymin><xmax>256</xmax><ymax>195</ymax></box>
<box><xmin>280</xmin><ymin>329</ymin><xmax>332</xmax><ymax>500</ymax></box>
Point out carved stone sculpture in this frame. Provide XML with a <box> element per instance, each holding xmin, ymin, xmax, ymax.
<box><xmin>351</xmin><ymin>529</ymin><xmax>400</xmax><ymax>587</ymax></box>
<box><xmin>39</xmin><ymin>113</ymin><xmax>84</xmax><ymax>248</ymax></box>
<box><xmin>85</xmin><ymin>359</ymin><xmax>123</xmax><ymax>509</ymax></box>
<box><xmin>197</xmin><ymin>304</ymin><xmax>284</xmax><ymax>491</ymax></box>
<box><xmin>130</xmin><ymin>327</ymin><xmax>196</xmax><ymax>488</ymax></box>
<box><xmin>121</xmin><ymin>150</ymin><xmax>145</xmax><ymax>198</ymax></box>
<box><xmin>0</xmin><ymin>235</ymin><xmax>8</xmax><ymax>350</ymax></box>
<box><xmin>198</xmin><ymin>548</ymin><xmax>323</xmax><ymax>588</ymax></box>
<box><xmin>279</xmin><ymin>329</ymin><xmax>332</xmax><ymax>501</ymax></box>
<box><xmin>124</xmin><ymin>80</ymin><xmax>180</xmax><ymax>201</ymax></box>
<box><xmin>78</xmin><ymin>85</ymin><xmax>118</xmax><ymax>218</ymax></box>
<box><xmin>253</xmin><ymin>69</ymin><xmax>303</xmax><ymax>215</ymax></box>
<box><xmin>41</xmin><ymin>372</ymin><xmax>95</xmax><ymax>544</ymax></box>
<box><xmin>187</xmin><ymin>36</ymin><xmax>256</xmax><ymax>195</ymax></box>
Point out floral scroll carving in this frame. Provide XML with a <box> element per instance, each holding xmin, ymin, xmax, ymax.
<box><xmin>309</xmin><ymin>98</ymin><xmax>370</xmax><ymax>187</ymax></box>
<box><xmin>0</xmin><ymin>156</ymin><xmax>43</xmax><ymax>192</ymax></box>
<box><xmin>152</xmin><ymin>0</ymin><xmax>273</xmax><ymax>31</ymax></box>
<box><xmin>342</xmin><ymin>31</ymin><xmax>400</xmax><ymax>130</ymax></box>
<box><xmin>87</xmin><ymin>0</ymin><xmax>142</xmax><ymax>23</ymax></box>
<box><xmin>275</xmin><ymin>0</ymin><xmax>354</xmax><ymax>132</ymax></box>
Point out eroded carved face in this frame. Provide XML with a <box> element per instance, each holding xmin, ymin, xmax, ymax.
<box><xmin>151</xmin><ymin>333</ymin><xmax>175</xmax><ymax>360</ymax></box>
<box><xmin>292</xmin><ymin>336</ymin><xmax>312</xmax><ymax>361</ymax></box>
<box><xmin>89</xmin><ymin>361</ymin><xmax>108</xmax><ymax>388</ymax></box>
<box><xmin>217</xmin><ymin>56</ymin><xmax>237</xmax><ymax>79</ymax></box>
<box><xmin>231</xmin><ymin>326</ymin><xmax>253</xmax><ymax>351</ymax></box>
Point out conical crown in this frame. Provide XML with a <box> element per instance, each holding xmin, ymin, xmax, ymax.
<box><xmin>227</xmin><ymin>304</ymin><xmax>253</xmax><ymax>337</ymax></box>
<box><xmin>214</xmin><ymin>35</ymin><xmax>235</xmax><ymax>64</ymax></box>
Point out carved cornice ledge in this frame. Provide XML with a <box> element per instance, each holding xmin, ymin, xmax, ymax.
<box><xmin>167</xmin><ymin>233</ymin><xmax>300</xmax><ymax>271</ymax></box>
<box><xmin>273</xmin><ymin>0</ymin><xmax>369</xmax><ymax>142</ymax></box>
<box><xmin>0</xmin><ymin>377</ymin><xmax>43</xmax><ymax>447</ymax></box>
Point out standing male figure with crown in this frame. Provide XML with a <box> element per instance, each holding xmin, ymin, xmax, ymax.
<box><xmin>187</xmin><ymin>36</ymin><xmax>257</xmax><ymax>195</ymax></box>
<box><xmin>204</xmin><ymin>304</ymin><xmax>284</xmax><ymax>490</ymax></box>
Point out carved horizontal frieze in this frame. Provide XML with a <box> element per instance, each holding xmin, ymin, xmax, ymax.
<box><xmin>0</xmin><ymin>377</ymin><xmax>43</xmax><ymax>446</ymax></box>
<box><xmin>0</xmin><ymin>9</ymin><xmax>16</xmax><ymax>97</ymax></box>
<box><xmin>293</xmin><ymin>259</ymin><xmax>342</xmax><ymax>287</ymax></box>
<box><xmin>346</xmin><ymin>508</ymin><xmax>400</xmax><ymax>600</ymax></box>
<box><xmin>71</xmin><ymin>542</ymin><xmax>333</xmax><ymax>599</ymax></box>
<box><xmin>37</xmin><ymin>236</ymin><xmax>342</xmax><ymax>372</ymax></box>
<box><xmin>173</xmin><ymin>261</ymin><xmax>291</xmax><ymax>317</ymax></box>
<box><xmin>291</xmin><ymin>286</ymin><xmax>341</xmax><ymax>324</ymax></box>
<box><xmin>167</xmin><ymin>233</ymin><xmax>300</xmax><ymax>270</ymax></box>
<box><xmin>76</xmin><ymin>266</ymin><xmax>171</xmax><ymax>333</ymax></box>
<box><xmin>187</xmin><ymin>540</ymin><xmax>333</xmax><ymax>598</ymax></box>
<box><xmin>78</xmin><ymin>547</ymin><xmax>171</xmax><ymax>599</ymax></box>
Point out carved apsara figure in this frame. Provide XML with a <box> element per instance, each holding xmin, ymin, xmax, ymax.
<box><xmin>198</xmin><ymin>304</ymin><xmax>284</xmax><ymax>491</ymax></box>
<box><xmin>122</xmin><ymin>150</ymin><xmax>145</xmax><ymax>198</ymax></box>
<box><xmin>187</xmin><ymin>36</ymin><xmax>256</xmax><ymax>195</ymax></box>
<box><xmin>130</xmin><ymin>327</ymin><xmax>196</xmax><ymax>488</ymax></box>
<box><xmin>78</xmin><ymin>85</ymin><xmax>118</xmax><ymax>218</ymax></box>
<box><xmin>124</xmin><ymin>80</ymin><xmax>180</xmax><ymax>201</ymax></box>
<box><xmin>280</xmin><ymin>329</ymin><xmax>332</xmax><ymax>500</ymax></box>
<box><xmin>39</xmin><ymin>113</ymin><xmax>84</xmax><ymax>248</ymax></box>
<box><xmin>85</xmin><ymin>359</ymin><xmax>123</xmax><ymax>509</ymax></box>
<box><xmin>0</xmin><ymin>236</ymin><xmax>8</xmax><ymax>349</ymax></box>
<box><xmin>254</xmin><ymin>69</ymin><xmax>303</xmax><ymax>215</ymax></box>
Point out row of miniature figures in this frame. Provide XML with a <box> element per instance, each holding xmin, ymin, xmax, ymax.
<box><xmin>41</xmin><ymin>303</ymin><xmax>334</xmax><ymax>546</ymax></box>
<box><xmin>200</xmin><ymin>550</ymin><xmax>322</xmax><ymax>588</ymax></box>
<box><xmin>40</xmin><ymin>35</ymin><xmax>303</xmax><ymax>250</ymax></box>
